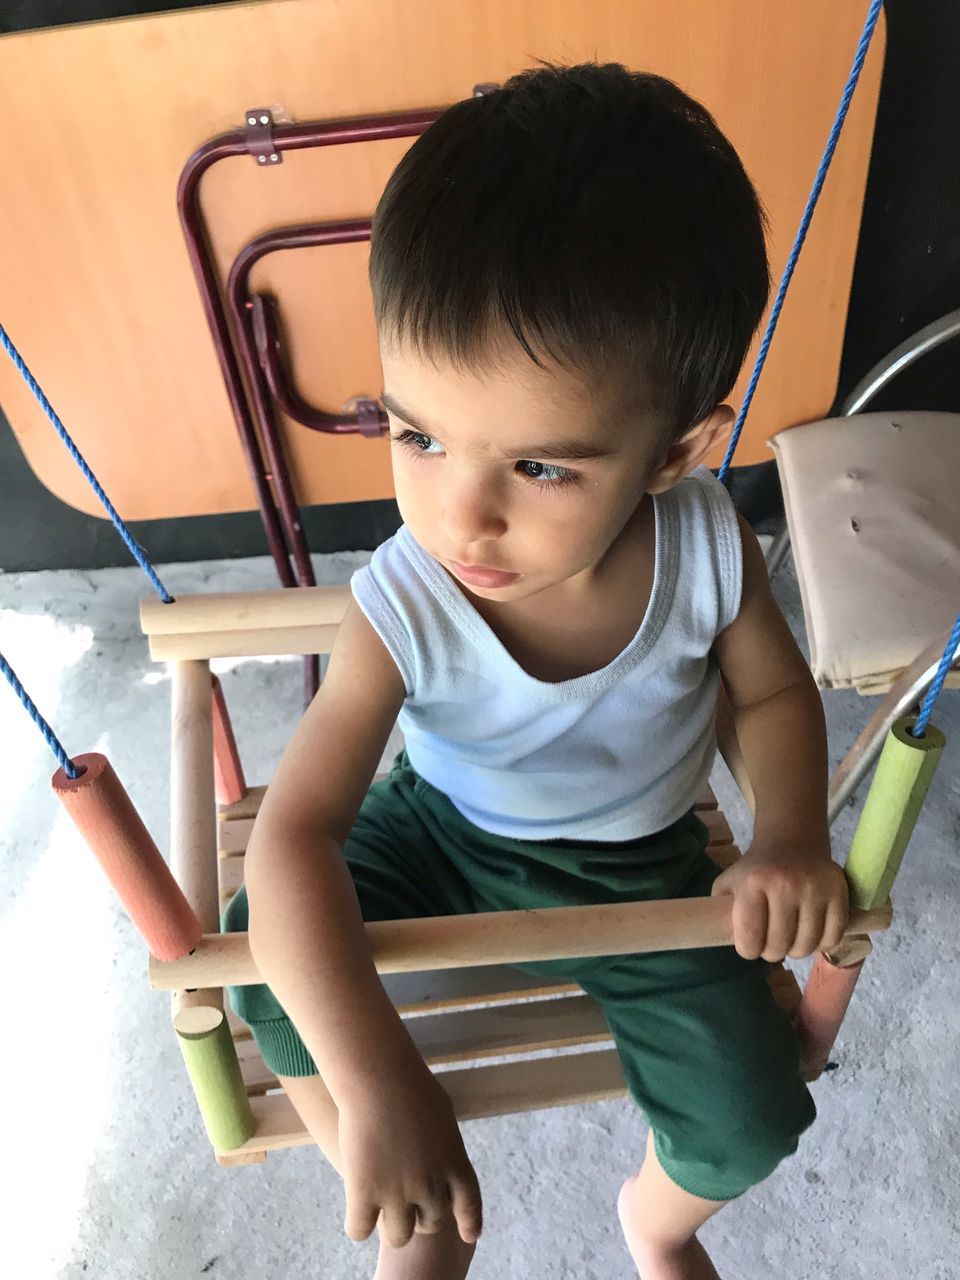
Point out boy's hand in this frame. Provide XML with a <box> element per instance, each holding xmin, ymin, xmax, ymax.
<box><xmin>711</xmin><ymin>838</ymin><xmax>849</xmax><ymax>962</ymax></box>
<box><xmin>338</xmin><ymin>1056</ymin><xmax>482</xmax><ymax>1250</ymax></box>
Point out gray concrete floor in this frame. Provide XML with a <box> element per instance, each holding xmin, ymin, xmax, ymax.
<box><xmin>1</xmin><ymin>550</ymin><xmax>957</xmax><ymax>1280</ymax></box>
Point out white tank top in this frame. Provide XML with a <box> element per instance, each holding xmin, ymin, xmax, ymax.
<box><xmin>351</xmin><ymin>466</ymin><xmax>742</xmax><ymax>840</ymax></box>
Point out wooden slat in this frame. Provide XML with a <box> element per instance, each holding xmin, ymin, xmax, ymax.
<box><xmin>709</xmin><ymin>843</ymin><xmax>740</xmax><ymax>872</ymax></box>
<box><xmin>444</xmin><ymin>1049</ymin><xmax>628</xmax><ymax>1120</ymax></box>
<box><xmin>383</xmin><ymin>967</ymin><xmax>579</xmax><ymax>1014</ymax></box>
<box><xmin>226</xmin><ymin>956</ymin><xmax>798</xmax><ymax>1051</ymax></box>
<box><xmin>219</xmin><ymin>852</ymin><xmax>245</xmax><ymax>897</ymax></box>
<box><xmin>219</xmin><ymin>786</ymin><xmax>267</xmax><ymax>823</ymax></box>
<box><xmin>215</xmin><ymin>1049</ymin><xmax>629</xmax><ymax>1159</ymax></box>
<box><xmin>237</xmin><ymin>993</ymin><xmax>612</xmax><ymax>1092</ymax></box>
<box><xmin>217</xmin><ymin>787</ymin><xmax>723</xmax><ymax>855</ymax></box>
<box><xmin>149</xmin><ymin>623</ymin><xmax>341</xmax><ymax>663</ymax></box>
<box><xmin>223</xmin><ymin>963</ymin><xmax>579</xmax><ymax>1028</ymax></box>
<box><xmin>701</xmin><ymin>808</ymin><xmax>734</xmax><ymax>843</ymax></box>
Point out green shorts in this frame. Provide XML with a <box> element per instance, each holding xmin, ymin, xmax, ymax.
<box><xmin>223</xmin><ymin>751</ymin><xmax>815</xmax><ymax>1201</ymax></box>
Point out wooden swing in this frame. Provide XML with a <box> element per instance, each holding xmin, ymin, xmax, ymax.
<box><xmin>129</xmin><ymin>591</ymin><xmax>899</xmax><ymax>1165</ymax></box>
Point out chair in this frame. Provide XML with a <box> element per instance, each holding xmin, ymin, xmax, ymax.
<box><xmin>768</xmin><ymin>308</ymin><xmax>960</xmax><ymax>822</ymax></box>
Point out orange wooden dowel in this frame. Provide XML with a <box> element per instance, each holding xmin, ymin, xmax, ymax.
<box><xmin>53</xmin><ymin>752</ymin><xmax>202</xmax><ymax>961</ymax></box>
<box><xmin>211</xmin><ymin>676</ymin><xmax>247</xmax><ymax>806</ymax></box>
<box><xmin>794</xmin><ymin>948</ymin><xmax>867</xmax><ymax>1079</ymax></box>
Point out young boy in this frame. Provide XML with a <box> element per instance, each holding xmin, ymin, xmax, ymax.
<box><xmin>224</xmin><ymin>63</ymin><xmax>849</xmax><ymax>1279</ymax></box>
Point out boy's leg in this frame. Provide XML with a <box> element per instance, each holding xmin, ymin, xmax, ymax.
<box><xmin>578</xmin><ymin>933</ymin><xmax>814</xmax><ymax>1280</ymax></box>
<box><xmin>279</xmin><ymin>1073</ymin><xmax>476</xmax><ymax>1280</ymax></box>
<box><xmin>617</xmin><ymin>1131</ymin><xmax>725</xmax><ymax>1280</ymax></box>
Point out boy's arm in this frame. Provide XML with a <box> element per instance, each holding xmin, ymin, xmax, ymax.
<box><xmin>243</xmin><ymin>600</ymin><xmax>482</xmax><ymax>1246</ymax></box>
<box><xmin>244</xmin><ymin>598</ymin><xmax>414</xmax><ymax>1096</ymax></box>
<box><xmin>711</xmin><ymin>516</ymin><xmax>849</xmax><ymax>962</ymax></box>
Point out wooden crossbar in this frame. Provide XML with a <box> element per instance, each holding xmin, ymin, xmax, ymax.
<box><xmin>150</xmin><ymin>898</ymin><xmax>892</xmax><ymax>991</ymax></box>
<box><xmin>142</xmin><ymin>586</ymin><xmax>351</xmax><ymax>660</ymax></box>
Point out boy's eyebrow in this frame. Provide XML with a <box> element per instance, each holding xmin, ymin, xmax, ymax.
<box><xmin>379</xmin><ymin>390</ymin><xmax>613</xmax><ymax>461</ymax></box>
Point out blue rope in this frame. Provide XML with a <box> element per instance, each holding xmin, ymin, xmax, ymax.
<box><xmin>0</xmin><ymin>323</ymin><xmax>173</xmax><ymax>603</ymax></box>
<box><xmin>717</xmin><ymin>0</ymin><xmax>884</xmax><ymax>483</ymax></box>
<box><xmin>913</xmin><ymin>615</ymin><xmax>960</xmax><ymax>738</ymax></box>
<box><xmin>0</xmin><ymin>651</ymin><xmax>82</xmax><ymax>778</ymax></box>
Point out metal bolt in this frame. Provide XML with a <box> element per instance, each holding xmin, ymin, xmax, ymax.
<box><xmin>270</xmin><ymin>154</ymin><xmax>280</xmax><ymax>162</ymax></box>
<box><xmin>260</xmin><ymin>114</ymin><xmax>269</xmax><ymax>124</ymax></box>
<box><xmin>258</xmin><ymin>155</ymin><xmax>267</xmax><ymax>163</ymax></box>
<box><xmin>248</xmin><ymin>116</ymin><xmax>257</xmax><ymax>125</ymax></box>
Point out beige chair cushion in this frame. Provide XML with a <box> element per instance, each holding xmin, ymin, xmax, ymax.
<box><xmin>771</xmin><ymin>412</ymin><xmax>960</xmax><ymax>692</ymax></box>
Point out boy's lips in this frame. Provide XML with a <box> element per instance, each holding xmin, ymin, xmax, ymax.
<box><xmin>448</xmin><ymin>560</ymin><xmax>520</xmax><ymax>588</ymax></box>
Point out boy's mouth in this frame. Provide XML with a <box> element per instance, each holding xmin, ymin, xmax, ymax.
<box><xmin>447</xmin><ymin>560</ymin><xmax>520</xmax><ymax>589</ymax></box>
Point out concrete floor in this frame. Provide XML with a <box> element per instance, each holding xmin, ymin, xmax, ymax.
<box><xmin>1</xmin><ymin>549</ymin><xmax>958</xmax><ymax>1280</ymax></box>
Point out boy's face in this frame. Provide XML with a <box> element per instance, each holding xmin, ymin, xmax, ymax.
<box><xmin>378</xmin><ymin>336</ymin><xmax>727</xmax><ymax>602</ymax></box>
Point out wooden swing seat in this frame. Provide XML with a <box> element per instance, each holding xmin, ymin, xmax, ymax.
<box><xmin>215</xmin><ymin>785</ymin><xmax>803</xmax><ymax>1166</ymax></box>
<box><xmin>139</xmin><ymin>583</ymin><xmax>837</xmax><ymax>1166</ymax></box>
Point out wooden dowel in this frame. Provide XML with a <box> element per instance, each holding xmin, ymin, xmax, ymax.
<box><xmin>141</xmin><ymin>585</ymin><xmax>351</xmax><ymax>637</ymax></box>
<box><xmin>795</xmin><ymin>950</ymin><xmax>869</xmax><ymax>1080</ymax></box>
<box><xmin>171</xmin><ymin>660</ymin><xmax>219</xmax><ymax>931</ymax></box>
<box><xmin>844</xmin><ymin>716</ymin><xmax>946</xmax><ymax>910</ymax></box>
<box><xmin>174</xmin><ymin>1004</ymin><xmax>256</xmax><ymax>1151</ymax></box>
<box><xmin>211</xmin><ymin>675</ymin><xmax>247</xmax><ymax>806</ymax></box>
<box><xmin>169</xmin><ymin>663</ymin><xmax>252</xmax><ymax>1149</ymax></box>
<box><xmin>147</xmin><ymin>623</ymin><xmax>341</xmax><ymax>662</ymax></box>
<box><xmin>53</xmin><ymin>751</ymin><xmax>202</xmax><ymax>961</ymax></box>
<box><xmin>148</xmin><ymin>898</ymin><xmax>893</xmax><ymax>991</ymax></box>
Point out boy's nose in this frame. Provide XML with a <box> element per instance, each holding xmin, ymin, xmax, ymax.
<box><xmin>440</xmin><ymin>476</ymin><xmax>507</xmax><ymax>546</ymax></box>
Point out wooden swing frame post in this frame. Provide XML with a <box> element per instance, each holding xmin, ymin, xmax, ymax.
<box><xmin>795</xmin><ymin>716</ymin><xmax>945</xmax><ymax>1076</ymax></box>
<box><xmin>211</xmin><ymin>673</ymin><xmax>247</xmax><ymax>806</ymax></box>
<box><xmin>169</xmin><ymin>659</ymin><xmax>254</xmax><ymax>1152</ymax></box>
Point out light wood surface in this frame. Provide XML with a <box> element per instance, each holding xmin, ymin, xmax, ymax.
<box><xmin>150</xmin><ymin>898</ymin><xmax>892</xmax><ymax>991</ymax></box>
<box><xmin>0</xmin><ymin>0</ymin><xmax>885</xmax><ymax>521</ymax></box>
<box><xmin>217</xmin><ymin>1051</ymin><xmax>630</xmax><ymax>1160</ymax></box>
<box><xmin>170</xmin><ymin>659</ymin><xmax>222</xmax><ymax>1022</ymax></box>
<box><xmin>142</xmin><ymin>585</ymin><xmax>352</xmax><ymax>635</ymax></box>
<box><xmin>170</xmin><ymin>660</ymin><xmax>219</xmax><ymax>930</ymax></box>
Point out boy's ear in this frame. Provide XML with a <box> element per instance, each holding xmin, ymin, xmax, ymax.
<box><xmin>646</xmin><ymin>405</ymin><xmax>735</xmax><ymax>494</ymax></box>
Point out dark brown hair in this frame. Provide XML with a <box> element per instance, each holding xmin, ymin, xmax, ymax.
<box><xmin>369</xmin><ymin>62</ymin><xmax>770</xmax><ymax>437</ymax></box>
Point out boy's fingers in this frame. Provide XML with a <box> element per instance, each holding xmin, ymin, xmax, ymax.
<box><xmin>344</xmin><ymin>1196</ymin><xmax>380</xmax><ymax>1242</ymax></box>
<box><xmin>448</xmin><ymin>1171</ymin><xmax>483</xmax><ymax>1244</ymax></box>
<box><xmin>413</xmin><ymin>1195</ymin><xmax>451</xmax><ymax>1235</ymax></box>
<box><xmin>731</xmin><ymin>887</ymin><xmax>767</xmax><ymax>960</ymax></box>
<box><xmin>789</xmin><ymin>903</ymin><xmax>826</xmax><ymax>959</ymax></box>
<box><xmin>380</xmin><ymin>1202</ymin><xmax>418</xmax><ymax>1250</ymax></box>
<box><xmin>762</xmin><ymin>901</ymin><xmax>798</xmax><ymax>962</ymax></box>
<box><xmin>822</xmin><ymin>898</ymin><xmax>849</xmax><ymax>953</ymax></box>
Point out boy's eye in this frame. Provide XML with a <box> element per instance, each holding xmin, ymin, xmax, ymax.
<box><xmin>392</xmin><ymin>429</ymin><xmax>444</xmax><ymax>454</ymax></box>
<box><xmin>517</xmin><ymin>459</ymin><xmax>576</xmax><ymax>486</ymax></box>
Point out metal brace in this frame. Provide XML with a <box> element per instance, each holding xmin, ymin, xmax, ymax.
<box><xmin>244</xmin><ymin>107</ymin><xmax>281</xmax><ymax>167</ymax></box>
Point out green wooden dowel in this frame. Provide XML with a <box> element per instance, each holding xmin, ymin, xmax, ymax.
<box><xmin>844</xmin><ymin>717</ymin><xmax>946</xmax><ymax>912</ymax></box>
<box><xmin>177</xmin><ymin>1014</ymin><xmax>255</xmax><ymax>1152</ymax></box>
